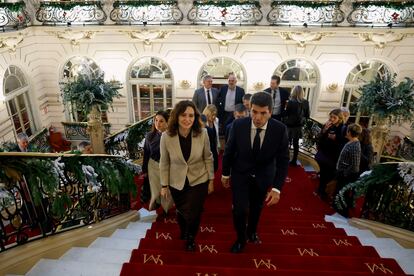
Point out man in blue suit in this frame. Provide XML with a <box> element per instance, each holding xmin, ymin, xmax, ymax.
<box><xmin>264</xmin><ymin>75</ymin><xmax>290</xmax><ymax>121</ymax></box>
<box><xmin>216</xmin><ymin>73</ymin><xmax>245</xmax><ymax>133</ymax></box>
<box><xmin>192</xmin><ymin>75</ymin><xmax>219</xmax><ymax>114</ymax></box>
<box><xmin>221</xmin><ymin>92</ymin><xmax>289</xmax><ymax>253</ymax></box>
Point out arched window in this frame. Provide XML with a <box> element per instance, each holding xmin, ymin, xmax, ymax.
<box><xmin>199</xmin><ymin>57</ymin><xmax>246</xmax><ymax>90</ymax></box>
<box><xmin>129</xmin><ymin>57</ymin><xmax>173</xmax><ymax>121</ymax></box>
<box><xmin>341</xmin><ymin>60</ymin><xmax>391</xmax><ymax>127</ymax></box>
<box><xmin>3</xmin><ymin>65</ymin><xmax>36</xmax><ymax>137</ymax></box>
<box><xmin>273</xmin><ymin>59</ymin><xmax>318</xmax><ymax>107</ymax></box>
<box><xmin>60</xmin><ymin>56</ymin><xmax>106</xmax><ymax>122</ymax></box>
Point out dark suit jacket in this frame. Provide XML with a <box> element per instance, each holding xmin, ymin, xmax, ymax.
<box><xmin>222</xmin><ymin>117</ymin><xmax>289</xmax><ymax>191</ymax></box>
<box><xmin>192</xmin><ymin>87</ymin><xmax>219</xmax><ymax>114</ymax></box>
<box><xmin>264</xmin><ymin>87</ymin><xmax>290</xmax><ymax>116</ymax></box>
<box><xmin>216</xmin><ymin>85</ymin><xmax>245</xmax><ymax>121</ymax></box>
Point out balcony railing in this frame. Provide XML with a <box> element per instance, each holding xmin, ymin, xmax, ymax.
<box><xmin>110</xmin><ymin>0</ymin><xmax>183</xmax><ymax>25</ymax></box>
<box><xmin>62</xmin><ymin>122</ymin><xmax>111</xmax><ymax>141</ymax></box>
<box><xmin>36</xmin><ymin>1</ymin><xmax>107</xmax><ymax>25</ymax></box>
<box><xmin>267</xmin><ymin>0</ymin><xmax>344</xmax><ymax>26</ymax></box>
<box><xmin>28</xmin><ymin>128</ymin><xmax>50</xmax><ymax>153</ymax></box>
<box><xmin>188</xmin><ymin>0</ymin><xmax>263</xmax><ymax>25</ymax></box>
<box><xmin>0</xmin><ymin>152</ymin><xmax>140</xmax><ymax>252</ymax></box>
<box><xmin>0</xmin><ymin>1</ymin><xmax>30</xmax><ymax>31</ymax></box>
<box><xmin>300</xmin><ymin>118</ymin><xmax>323</xmax><ymax>158</ymax></box>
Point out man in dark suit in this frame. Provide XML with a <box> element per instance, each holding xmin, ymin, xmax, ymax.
<box><xmin>221</xmin><ymin>92</ymin><xmax>289</xmax><ymax>253</ymax></box>
<box><xmin>264</xmin><ymin>75</ymin><xmax>290</xmax><ymax>121</ymax></box>
<box><xmin>192</xmin><ymin>75</ymin><xmax>219</xmax><ymax>114</ymax></box>
<box><xmin>216</xmin><ymin>73</ymin><xmax>245</xmax><ymax>133</ymax></box>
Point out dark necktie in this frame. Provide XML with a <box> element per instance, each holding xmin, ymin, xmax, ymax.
<box><xmin>207</xmin><ymin>89</ymin><xmax>212</xmax><ymax>105</ymax></box>
<box><xmin>252</xmin><ymin>128</ymin><xmax>263</xmax><ymax>157</ymax></box>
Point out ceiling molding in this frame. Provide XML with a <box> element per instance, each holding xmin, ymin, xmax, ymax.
<box><xmin>199</xmin><ymin>30</ymin><xmax>253</xmax><ymax>46</ymax></box>
<box><xmin>277</xmin><ymin>31</ymin><xmax>332</xmax><ymax>48</ymax></box>
<box><xmin>48</xmin><ymin>29</ymin><xmax>98</xmax><ymax>45</ymax></box>
<box><xmin>121</xmin><ymin>30</ymin><xmax>173</xmax><ymax>45</ymax></box>
<box><xmin>357</xmin><ymin>31</ymin><xmax>406</xmax><ymax>49</ymax></box>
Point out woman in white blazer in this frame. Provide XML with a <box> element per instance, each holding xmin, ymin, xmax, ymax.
<box><xmin>160</xmin><ymin>100</ymin><xmax>214</xmax><ymax>252</ymax></box>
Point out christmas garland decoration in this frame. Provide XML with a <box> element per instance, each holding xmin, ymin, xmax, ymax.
<box><xmin>39</xmin><ymin>1</ymin><xmax>102</xmax><ymax>11</ymax></box>
<box><xmin>352</xmin><ymin>1</ymin><xmax>414</xmax><ymax>9</ymax></box>
<box><xmin>0</xmin><ymin>2</ymin><xmax>25</xmax><ymax>12</ymax></box>
<box><xmin>113</xmin><ymin>0</ymin><xmax>177</xmax><ymax>8</ymax></box>
<box><xmin>271</xmin><ymin>0</ymin><xmax>341</xmax><ymax>8</ymax></box>
<box><xmin>193</xmin><ymin>0</ymin><xmax>261</xmax><ymax>8</ymax></box>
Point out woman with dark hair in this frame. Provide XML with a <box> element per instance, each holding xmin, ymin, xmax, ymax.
<box><xmin>359</xmin><ymin>128</ymin><xmax>374</xmax><ymax>174</ymax></box>
<box><xmin>142</xmin><ymin>110</ymin><xmax>173</xmax><ymax>213</ymax></box>
<box><xmin>160</xmin><ymin>100</ymin><xmax>214</xmax><ymax>251</ymax></box>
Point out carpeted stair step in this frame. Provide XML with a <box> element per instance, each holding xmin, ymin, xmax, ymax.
<box><xmin>137</xmin><ymin>238</ymin><xmax>379</xmax><ymax>257</ymax></box>
<box><xmin>121</xmin><ymin>263</ymin><xmax>406</xmax><ymax>276</ymax></box>
<box><xmin>128</xmin><ymin>249</ymin><xmax>405</xmax><ymax>274</ymax></box>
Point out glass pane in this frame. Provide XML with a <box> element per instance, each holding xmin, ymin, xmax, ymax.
<box><xmin>17</xmin><ymin>94</ymin><xmax>26</xmax><ymax>110</ymax></box>
<box><xmin>153</xmin><ymin>85</ymin><xmax>164</xmax><ymax>99</ymax></box>
<box><xmin>25</xmin><ymin>127</ymin><xmax>32</xmax><ymax>137</ymax></box>
<box><xmin>5</xmin><ymin>76</ymin><xmax>21</xmax><ymax>94</ymax></box>
<box><xmin>21</xmin><ymin>111</ymin><xmax>29</xmax><ymax>125</ymax></box>
<box><xmin>12</xmin><ymin>115</ymin><xmax>21</xmax><ymax>130</ymax></box>
<box><xmin>166</xmin><ymin>99</ymin><xmax>172</xmax><ymax>108</ymax></box>
<box><xmin>139</xmin><ymin>85</ymin><xmax>150</xmax><ymax>98</ymax></box>
<box><xmin>140</xmin><ymin>99</ymin><xmax>151</xmax><ymax>119</ymax></box>
<box><xmin>166</xmin><ymin>85</ymin><xmax>172</xmax><ymax>98</ymax></box>
<box><xmin>154</xmin><ymin>99</ymin><xmax>164</xmax><ymax>112</ymax></box>
<box><xmin>202</xmin><ymin>57</ymin><xmax>245</xmax><ymax>81</ymax></box>
<box><xmin>7</xmin><ymin>100</ymin><xmax>17</xmax><ymax>115</ymax></box>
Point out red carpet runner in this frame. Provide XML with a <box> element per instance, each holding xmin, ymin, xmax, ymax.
<box><xmin>121</xmin><ymin>166</ymin><xmax>407</xmax><ymax>275</ymax></box>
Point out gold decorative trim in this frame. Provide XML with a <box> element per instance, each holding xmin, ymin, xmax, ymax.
<box><xmin>49</xmin><ymin>29</ymin><xmax>98</xmax><ymax>46</ymax></box>
<box><xmin>199</xmin><ymin>30</ymin><xmax>253</xmax><ymax>46</ymax></box>
<box><xmin>122</xmin><ymin>30</ymin><xmax>172</xmax><ymax>45</ymax></box>
<box><xmin>278</xmin><ymin>31</ymin><xmax>331</xmax><ymax>48</ymax></box>
<box><xmin>0</xmin><ymin>32</ymin><xmax>24</xmax><ymax>52</ymax></box>
<box><xmin>357</xmin><ymin>31</ymin><xmax>406</xmax><ymax>49</ymax></box>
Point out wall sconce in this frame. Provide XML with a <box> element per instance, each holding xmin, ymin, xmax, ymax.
<box><xmin>253</xmin><ymin>81</ymin><xmax>265</xmax><ymax>91</ymax></box>
<box><xmin>326</xmin><ymin>82</ymin><xmax>338</xmax><ymax>92</ymax></box>
<box><xmin>179</xmin><ymin>80</ymin><xmax>191</xmax><ymax>89</ymax></box>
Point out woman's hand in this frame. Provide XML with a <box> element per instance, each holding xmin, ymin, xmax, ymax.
<box><xmin>208</xmin><ymin>179</ymin><xmax>214</xmax><ymax>194</ymax></box>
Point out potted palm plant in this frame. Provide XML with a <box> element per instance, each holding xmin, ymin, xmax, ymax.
<box><xmin>62</xmin><ymin>73</ymin><xmax>122</xmax><ymax>153</ymax></box>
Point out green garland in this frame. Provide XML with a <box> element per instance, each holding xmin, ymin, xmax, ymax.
<box><xmin>114</xmin><ymin>0</ymin><xmax>177</xmax><ymax>8</ymax></box>
<box><xmin>40</xmin><ymin>1</ymin><xmax>102</xmax><ymax>11</ymax></box>
<box><xmin>0</xmin><ymin>2</ymin><xmax>25</xmax><ymax>12</ymax></box>
<box><xmin>352</xmin><ymin>1</ymin><xmax>414</xmax><ymax>9</ymax></box>
<box><xmin>271</xmin><ymin>0</ymin><xmax>341</xmax><ymax>8</ymax></box>
<box><xmin>194</xmin><ymin>0</ymin><xmax>261</xmax><ymax>8</ymax></box>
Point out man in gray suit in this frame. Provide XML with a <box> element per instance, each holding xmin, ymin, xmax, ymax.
<box><xmin>192</xmin><ymin>75</ymin><xmax>219</xmax><ymax>113</ymax></box>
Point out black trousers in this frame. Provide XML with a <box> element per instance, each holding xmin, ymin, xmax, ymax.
<box><xmin>231</xmin><ymin>174</ymin><xmax>268</xmax><ymax>242</ymax></box>
<box><xmin>170</xmin><ymin>181</ymin><xmax>209</xmax><ymax>240</ymax></box>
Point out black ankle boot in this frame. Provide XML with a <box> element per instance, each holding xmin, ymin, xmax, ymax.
<box><xmin>185</xmin><ymin>236</ymin><xmax>196</xmax><ymax>252</ymax></box>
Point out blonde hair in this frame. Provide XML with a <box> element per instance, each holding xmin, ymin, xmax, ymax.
<box><xmin>291</xmin><ymin>85</ymin><xmax>304</xmax><ymax>102</ymax></box>
<box><xmin>203</xmin><ymin>104</ymin><xmax>218</xmax><ymax>118</ymax></box>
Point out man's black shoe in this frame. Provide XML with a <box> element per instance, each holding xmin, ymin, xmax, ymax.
<box><xmin>230</xmin><ymin>240</ymin><xmax>245</xmax><ymax>253</ymax></box>
<box><xmin>185</xmin><ymin>238</ymin><xmax>196</xmax><ymax>252</ymax></box>
<box><xmin>247</xmin><ymin>233</ymin><xmax>262</xmax><ymax>244</ymax></box>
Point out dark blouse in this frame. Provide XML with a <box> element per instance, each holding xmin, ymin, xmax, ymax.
<box><xmin>142</xmin><ymin>131</ymin><xmax>162</xmax><ymax>173</ymax></box>
<box><xmin>179</xmin><ymin>132</ymin><xmax>192</xmax><ymax>162</ymax></box>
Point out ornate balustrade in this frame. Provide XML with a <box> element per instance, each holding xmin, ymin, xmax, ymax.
<box><xmin>110</xmin><ymin>0</ymin><xmax>183</xmax><ymax>25</ymax></box>
<box><xmin>335</xmin><ymin>162</ymin><xmax>414</xmax><ymax>231</ymax></box>
<box><xmin>188</xmin><ymin>0</ymin><xmax>262</xmax><ymax>25</ymax></box>
<box><xmin>348</xmin><ymin>1</ymin><xmax>414</xmax><ymax>27</ymax></box>
<box><xmin>36</xmin><ymin>1</ymin><xmax>106</xmax><ymax>25</ymax></box>
<box><xmin>300</xmin><ymin>118</ymin><xmax>323</xmax><ymax>157</ymax></box>
<box><xmin>105</xmin><ymin>115</ymin><xmax>153</xmax><ymax>160</ymax></box>
<box><xmin>0</xmin><ymin>152</ymin><xmax>140</xmax><ymax>252</ymax></box>
<box><xmin>28</xmin><ymin>128</ymin><xmax>50</xmax><ymax>153</ymax></box>
<box><xmin>0</xmin><ymin>1</ymin><xmax>30</xmax><ymax>31</ymax></box>
<box><xmin>267</xmin><ymin>0</ymin><xmax>344</xmax><ymax>26</ymax></box>
<box><xmin>62</xmin><ymin>122</ymin><xmax>111</xmax><ymax>141</ymax></box>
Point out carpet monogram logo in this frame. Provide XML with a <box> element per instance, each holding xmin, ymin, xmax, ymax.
<box><xmin>297</xmin><ymin>248</ymin><xmax>320</xmax><ymax>257</ymax></box>
<box><xmin>281</xmin><ymin>229</ymin><xmax>298</xmax><ymax>236</ymax></box>
<box><xmin>198</xmin><ymin>244</ymin><xmax>218</xmax><ymax>253</ymax></box>
<box><xmin>143</xmin><ymin>254</ymin><xmax>164</xmax><ymax>265</ymax></box>
<box><xmin>200</xmin><ymin>226</ymin><xmax>216</xmax><ymax>233</ymax></box>
<box><xmin>155</xmin><ymin>232</ymin><xmax>172</xmax><ymax>240</ymax></box>
<box><xmin>365</xmin><ymin>263</ymin><xmax>393</xmax><ymax>274</ymax></box>
<box><xmin>290</xmin><ymin>207</ymin><xmax>303</xmax><ymax>211</ymax></box>
<box><xmin>312</xmin><ymin>223</ymin><xmax>326</xmax><ymax>229</ymax></box>
<box><xmin>196</xmin><ymin>273</ymin><xmax>218</xmax><ymax>276</ymax></box>
<box><xmin>252</xmin><ymin>259</ymin><xmax>277</xmax><ymax>270</ymax></box>
<box><xmin>163</xmin><ymin>218</ymin><xmax>177</xmax><ymax>224</ymax></box>
<box><xmin>332</xmin><ymin>239</ymin><xmax>353</xmax><ymax>246</ymax></box>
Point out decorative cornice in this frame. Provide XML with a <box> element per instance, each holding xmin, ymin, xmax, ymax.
<box><xmin>199</xmin><ymin>30</ymin><xmax>252</xmax><ymax>46</ymax></box>
<box><xmin>357</xmin><ymin>31</ymin><xmax>406</xmax><ymax>49</ymax></box>
<box><xmin>49</xmin><ymin>29</ymin><xmax>98</xmax><ymax>45</ymax></box>
<box><xmin>0</xmin><ymin>33</ymin><xmax>24</xmax><ymax>52</ymax></box>
<box><xmin>121</xmin><ymin>30</ymin><xmax>172</xmax><ymax>45</ymax></box>
<box><xmin>278</xmin><ymin>31</ymin><xmax>331</xmax><ymax>48</ymax></box>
